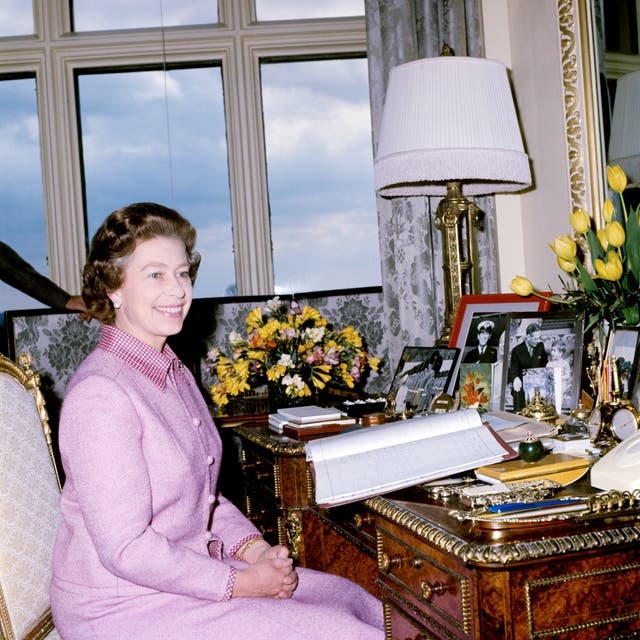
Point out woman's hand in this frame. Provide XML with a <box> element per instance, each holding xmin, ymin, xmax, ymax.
<box><xmin>232</xmin><ymin>546</ymin><xmax>298</xmax><ymax>599</ymax></box>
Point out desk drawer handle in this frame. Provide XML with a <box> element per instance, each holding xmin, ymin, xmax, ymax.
<box><xmin>243</xmin><ymin>461</ymin><xmax>273</xmax><ymax>481</ymax></box>
<box><xmin>353</xmin><ymin>513</ymin><xmax>374</xmax><ymax>529</ymax></box>
<box><xmin>421</xmin><ymin>580</ymin><xmax>446</xmax><ymax>602</ymax></box>
<box><xmin>380</xmin><ymin>552</ymin><xmax>402</xmax><ymax>571</ymax></box>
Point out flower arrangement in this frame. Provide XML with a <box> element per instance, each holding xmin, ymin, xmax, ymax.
<box><xmin>207</xmin><ymin>297</ymin><xmax>380</xmax><ymax>412</ymax></box>
<box><xmin>510</xmin><ymin>165</ymin><xmax>640</xmax><ymax>333</ymax></box>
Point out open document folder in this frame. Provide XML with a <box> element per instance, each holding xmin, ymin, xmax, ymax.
<box><xmin>305</xmin><ymin>408</ymin><xmax>516</xmax><ymax>507</ymax></box>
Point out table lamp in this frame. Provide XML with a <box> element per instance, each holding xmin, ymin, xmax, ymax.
<box><xmin>374</xmin><ymin>47</ymin><xmax>531</xmax><ymax>344</ymax></box>
<box><xmin>609</xmin><ymin>69</ymin><xmax>640</xmax><ymax>186</ymax></box>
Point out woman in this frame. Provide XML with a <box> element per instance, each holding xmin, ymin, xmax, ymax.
<box><xmin>50</xmin><ymin>203</ymin><xmax>383</xmax><ymax>639</ymax></box>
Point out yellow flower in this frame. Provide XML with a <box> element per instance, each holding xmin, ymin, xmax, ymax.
<box><xmin>245</xmin><ymin>306</ymin><xmax>263</xmax><ymax>329</ymax></box>
<box><xmin>605</xmin><ymin>221</ymin><xmax>625</xmax><ymax>248</ymax></box>
<box><xmin>602</xmin><ymin>198</ymin><xmax>615</xmax><ymax>223</ymax></box>
<box><xmin>594</xmin><ymin>251</ymin><xmax>623</xmax><ymax>281</ymax></box>
<box><xmin>597</xmin><ymin>227</ymin><xmax>609</xmax><ymax>251</ymax></box>
<box><xmin>557</xmin><ymin>256</ymin><xmax>576</xmax><ymax>273</ymax></box>
<box><xmin>339</xmin><ymin>326</ymin><xmax>363</xmax><ymax>348</ymax></box>
<box><xmin>368</xmin><ymin>356</ymin><xmax>381</xmax><ymax>371</ymax></box>
<box><xmin>569</xmin><ymin>209</ymin><xmax>590</xmax><ymax>235</ymax></box>
<box><xmin>510</xmin><ymin>276</ymin><xmax>533</xmax><ymax>296</ymax></box>
<box><xmin>299</xmin><ymin>305</ymin><xmax>323</xmax><ymax>324</ymax></box>
<box><xmin>549</xmin><ymin>234</ymin><xmax>577</xmax><ymax>261</ymax></box>
<box><xmin>607</xmin><ymin>164</ymin><xmax>627</xmax><ymax>194</ymax></box>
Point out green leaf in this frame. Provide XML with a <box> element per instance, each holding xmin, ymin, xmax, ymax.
<box><xmin>585</xmin><ymin>228</ymin><xmax>604</xmax><ymax>263</ymax></box>
<box><xmin>626</xmin><ymin>205</ymin><xmax>640</xmax><ymax>282</ymax></box>
<box><xmin>574</xmin><ymin>259</ymin><xmax>599</xmax><ymax>293</ymax></box>
<box><xmin>622</xmin><ymin>303</ymin><xmax>640</xmax><ymax>326</ymax></box>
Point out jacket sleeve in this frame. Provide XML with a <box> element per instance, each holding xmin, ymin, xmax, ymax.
<box><xmin>0</xmin><ymin>241</ymin><xmax>71</xmax><ymax>309</ymax></box>
<box><xmin>59</xmin><ymin>374</ymin><xmax>237</xmax><ymax>601</ymax></box>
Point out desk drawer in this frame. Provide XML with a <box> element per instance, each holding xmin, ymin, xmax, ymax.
<box><xmin>240</xmin><ymin>442</ymin><xmax>278</xmax><ymax>501</ymax></box>
<box><xmin>377</xmin><ymin>524</ymin><xmax>471</xmax><ymax>636</ymax></box>
<box><xmin>244</xmin><ymin>492</ymin><xmax>280</xmax><ymax>545</ymax></box>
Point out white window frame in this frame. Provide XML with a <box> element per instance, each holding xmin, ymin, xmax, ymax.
<box><xmin>0</xmin><ymin>0</ymin><xmax>367</xmax><ymax>295</ymax></box>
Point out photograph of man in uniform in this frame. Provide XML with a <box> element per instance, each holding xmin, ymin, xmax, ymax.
<box><xmin>463</xmin><ymin>319</ymin><xmax>498</xmax><ymax>364</ymax></box>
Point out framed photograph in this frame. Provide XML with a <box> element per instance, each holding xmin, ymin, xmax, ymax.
<box><xmin>449</xmin><ymin>293</ymin><xmax>552</xmax><ymax>350</ymax></box>
<box><xmin>501</xmin><ymin>312</ymin><xmax>584</xmax><ymax>414</ymax></box>
<box><xmin>387</xmin><ymin>346</ymin><xmax>460</xmax><ymax>414</ymax></box>
<box><xmin>459</xmin><ymin>362</ymin><xmax>493</xmax><ymax>411</ymax></box>
<box><xmin>608</xmin><ymin>328</ymin><xmax>640</xmax><ymax>401</ymax></box>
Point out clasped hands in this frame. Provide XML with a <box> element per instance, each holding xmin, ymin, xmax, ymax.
<box><xmin>233</xmin><ymin>540</ymin><xmax>298</xmax><ymax>600</ymax></box>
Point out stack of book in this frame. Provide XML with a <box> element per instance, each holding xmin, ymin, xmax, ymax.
<box><xmin>268</xmin><ymin>405</ymin><xmax>356</xmax><ymax>439</ymax></box>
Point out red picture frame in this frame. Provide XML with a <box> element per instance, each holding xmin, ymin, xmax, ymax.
<box><xmin>449</xmin><ymin>293</ymin><xmax>552</xmax><ymax>349</ymax></box>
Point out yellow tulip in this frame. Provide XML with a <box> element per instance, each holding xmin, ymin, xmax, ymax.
<box><xmin>602</xmin><ymin>198</ymin><xmax>615</xmax><ymax>223</ymax></box>
<box><xmin>549</xmin><ymin>234</ymin><xmax>577</xmax><ymax>261</ymax></box>
<box><xmin>597</xmin><ymin>227</ymin><xmax>609</xmax><ymax>250</ymax></box>
<box><xmin>607</xmin><ymin>165</ymin><xmax>627</xmax><ymax>193</ymax></box>
<box><xmin>557</xmin><ymin>256</ymin><xmax>576</xmax><ymax>273</ymax></box>
<box><xmin>510</xmin><ymin>276</ymin><xmax>533</xmax><ymax>296</ymax></box>
<box><xmin>569</xmin><ymin>209</ymin><xmax>590</xmax><ymax>235</ymax></box>
<box><xmin>594</xmin><ymin>251</ymin><xmax>623</xmax><ymax>281</ymax></box>
<box><xmin>605</xmin><ymin>221</ymin><xmax>625</xmax><ymax>248</ymax></box>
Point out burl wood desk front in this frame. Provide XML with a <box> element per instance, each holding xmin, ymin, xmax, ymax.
<box><xmin>233</xmin><ymin>422</ymin><xmax>640</xmax><ymax>639</ymax></box>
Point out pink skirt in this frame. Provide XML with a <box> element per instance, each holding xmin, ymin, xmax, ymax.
<box><xmin>50</xmin><ymin>567</ymin><xmax>384</xmax><ymax>640</ymax></box>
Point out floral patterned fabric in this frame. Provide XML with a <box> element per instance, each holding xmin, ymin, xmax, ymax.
<box><xmin>0</xmin><ymin>357</ymin><xmax>62</xmax><ymax>639</ymax></box>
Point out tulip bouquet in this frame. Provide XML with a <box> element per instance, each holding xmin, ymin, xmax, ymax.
<box><xmin>511</xmin><ymin>165</ymin><xmax>640</xmax><ymax>332</ymax></box>
<box><xmin>207</xmin><ymin>296</ymin><xmax>380</xmax><ymax>412</ymax></box>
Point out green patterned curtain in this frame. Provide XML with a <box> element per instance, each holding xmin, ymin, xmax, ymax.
<box><xmin>366</xmin><ymin>0</ymin><xmax>499</xmax><ymax>375</ymax></box>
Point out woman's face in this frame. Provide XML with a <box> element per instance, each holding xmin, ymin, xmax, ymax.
<box><xmin>109</xmin><ymin>235</ymin><xmax>193</xmax><ymax>351</ymax></box>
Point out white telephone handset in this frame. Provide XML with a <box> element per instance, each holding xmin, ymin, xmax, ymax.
<box><xmin>591</xmin><ymin>430</ymin><xmax>640</xmax><ymax>491</ymax></box>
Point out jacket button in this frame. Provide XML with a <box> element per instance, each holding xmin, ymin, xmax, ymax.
<box><xmin>208</xmin><ymin>494</ymin><xmax>215</xmax><ymax>504</ymax></box>
<box><xmin>207</xmin><ymin>455</ymin><xmax>214</xmax><ymax>465</ymax></box>
<box><xmin>192</xmin><ymin>417</ymin><xmax>201</xmax><ymax>427</ymax></box>
<box><xmin>204</xmin><ymin>530</ymin><xmax>213</xmax><ymax>541</ymax></box>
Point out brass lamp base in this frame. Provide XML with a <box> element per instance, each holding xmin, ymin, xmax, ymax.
<box><xmin>434</xmin><ymin>181</ymin><xmax>480</xmax><ymax>345</ymax></box>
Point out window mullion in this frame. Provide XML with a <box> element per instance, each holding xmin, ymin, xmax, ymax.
<box><xmin>34</xmin><ymin>0</ymin><xmax>86</xmax><ymax>292</ymax></box>
<box><xmin>223</xmin><ymin>0</ymin><xmax>274</xmax><ymax>295</ymax></box>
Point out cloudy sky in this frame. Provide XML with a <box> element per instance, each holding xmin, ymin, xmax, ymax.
<box><xmin>0</xmin><ymin>0</ymin><xmax>378</xmax><ymax>311</ymax></box>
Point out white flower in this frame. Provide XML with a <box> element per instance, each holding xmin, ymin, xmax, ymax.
<box><xmin>278</xmin><ymin>354</ymin><xmax>293</xmax><ymax>368</ymax></box>
<box><xmin>229</xmin><ymin>331</ymin><xmax>243</xmax><ymax>345</ymax></box>
<box><xmin>265</xmin><ymin>296</ymin><xmax>281</xmax><ymax>313</ymax></box>
<box><xmin>283</xmin><ymin>373</ymin><xmax>305</xmax><ymax>390</ymax></box>
<box><xmin>304</xmin><ymin>326</ymin><xmax>325</xmax><ymax>342</ymax></box>
<box><xmin>206</xmin><ymin>347</ymin><xmax>221</xmax><ymax>361</ymax></box>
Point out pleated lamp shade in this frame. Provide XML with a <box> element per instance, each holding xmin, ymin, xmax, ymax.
<box><xmin>374</xmin><ymin>56</ymin><xmax>531</xmax><ymax>197</ymax></box>
<box><xmin>609</xmin><ymin>69</ymin><xmax>640</xmax><ymax>184</ymax></box>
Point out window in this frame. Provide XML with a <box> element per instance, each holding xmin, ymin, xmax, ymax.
<box><xmin>77</xmin><ymin>66</ymin><xmax>235</xmax><ymax>296</ymax></box>
<box><xmin>72</xmin><ymin>0</ymin><xmax>218</xmax><ymax>30</ymax></box>
<box><xmin>255</xmin><ymin>0</ymin><xmax>364</xmax><ymax>21</ymax></box>
<box><xmin>0</xmin><ymin>76</ymin><xmax>48</xmax><ymax>311</ymax></box>
<box><xmin>0</xmin><ymin>1</ymin><xmax>378</xmax><ymax>307</ymax></box>
<box><xmin>261</xmin><ymin>57</ymin><xmax>378</xmax><ymax>292</ymax></box>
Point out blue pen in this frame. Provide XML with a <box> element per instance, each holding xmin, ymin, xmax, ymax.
<box><xmin>487</xmin><ymin>498</ymin><xmax>585</xmax><ymax>514</ymax></box>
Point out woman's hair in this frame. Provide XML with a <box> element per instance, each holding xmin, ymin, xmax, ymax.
<box><xmin>83</xmin><ymin>202</ymin><xmax>201</xmax><ymax>324</ymax></box>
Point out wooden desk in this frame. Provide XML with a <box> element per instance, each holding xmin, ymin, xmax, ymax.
<box><xmin>233</xmin><ymin>422</ymin><xmax>640</xmax><ymax>639</ymax></box>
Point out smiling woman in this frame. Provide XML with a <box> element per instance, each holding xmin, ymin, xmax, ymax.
<box><xmin>49</xmin><ymin>201</ymin><xmax>384</xmax><ymax>639</ymax></box>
